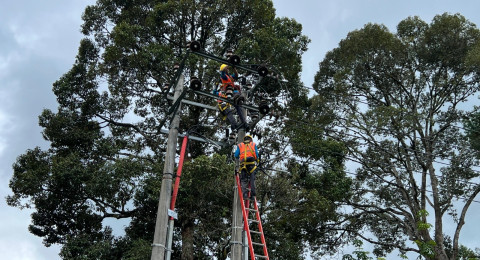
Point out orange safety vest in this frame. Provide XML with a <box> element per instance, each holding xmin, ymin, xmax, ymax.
<box><xmin>217</xmin><ymin>91</ymin><xmax>228</xmax><ymax>103</ymax></box>
<box><xmin>220</xmin><ymin>74</ymin><xmax>235</xmax><ymax>91</ymax></box>
<box><xmin>221</xmin><ymin>74</ymin><xmax>242</xmax><ymax>93</ymax></box>
<box><xmin>238</xmin><ymin>142</ymin><xmax>257</xmax><ymax>162</ymax></box>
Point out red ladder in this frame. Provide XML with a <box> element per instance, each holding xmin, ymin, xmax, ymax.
<box><xmin>235</xmin><ymin>174</ymin><xmax>269</xmax><ymax>260</ymax></box>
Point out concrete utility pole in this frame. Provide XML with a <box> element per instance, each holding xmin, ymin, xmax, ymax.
<box><xmin>231</xmin><ymin>91</ymin><xmax>248</xmax><ymax>260</ymax></box>
<box><xmin>151</xmin><ymin>75</ymin><xmax>184</xmax><ymax>260</ymax></box>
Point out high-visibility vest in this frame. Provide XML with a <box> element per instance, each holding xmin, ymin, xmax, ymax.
<box><xmin>220</xmin><ymin>74</ymin><xmax>235</xmax><ymax>90</ymax></box>
<box><xmin>217</xmin><ymin>91</ymin><xmax>228</xmax><ymax>103</ymax></box>
<box><xmin>238</xmin><ymin>142</ymin><xmax>257</xmax><ymax>162</ymax></box>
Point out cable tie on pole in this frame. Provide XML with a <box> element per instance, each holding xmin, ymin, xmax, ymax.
<box><xmin>151</xmin><ymin>243</ymin><xmax>166</xmax><ymax>249</ymax></box>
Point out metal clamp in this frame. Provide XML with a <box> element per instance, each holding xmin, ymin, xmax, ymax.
<box><xmin>151</xmin><ymin>243</ymin><xmax>166</xmax><ymax>249</ymax></box>
<box><xmin>151</xmin><ymin>243</ymin><xmax>173</xmax><ymax>253</ymax></box>
<box><xmin>163</xmin><ymin>172</ymin><xmax>174</xmax><ymax>180</ymax></box>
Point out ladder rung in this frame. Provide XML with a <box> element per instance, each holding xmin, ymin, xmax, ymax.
<box><xmin>250</xmin><ymin>230</ymin><xmax>261</xmax><ymax>234</ymax></box>
<box><xmin>252</xmin><ymin>242</ymin><xmax>264</xmax><ymax>246</ymax></box>
<box><xmin>255</xmin><ymin>255</ymin><xmax>267</xmax><ymax>259</ymax></box>
<box><xmin>248</xmin><ymin>219</ymin><xmax>259</xmax><ymax>223</ymax></box>
<box><xmin>247</xmin><ymin>208</ymin><xmax>257</xmax><ymax>212</ymax></box>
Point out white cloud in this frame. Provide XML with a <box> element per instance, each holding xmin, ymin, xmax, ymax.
<box><xmin>0</xmin><ymin>87</ymin><xmax>17</xmax><ymax>158</ymax></box>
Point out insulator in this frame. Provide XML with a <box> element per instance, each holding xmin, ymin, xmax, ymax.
<box><xmin>259</xmin><ymin>100</ymin><xmax>270</xmax><ymax>115</ymax></box>
<box><xmin>228</xmin><ymin>54</ymin><xmax>240</xmax><ymax>65</ymax></box>
<box><xmin>188</xmin><ymin>41</ymin><xmax>201</xmax><ymax>51</ymax></box>
<box><xmin>189</xmin><ymin>77</ymin><xmax>202</xmax><ymax>90</ymax></box>
<box><xmin>228</xmin><ymin>132</ymin><xmax>236</xmax><ymax>144</ymax></box>
<box><xmin>257</xmin><ymin>65</ymin><xmax>268</xmax><ymax>77</ymax></box>
<box><xmin>234</xmin><ymin>95</ymin><xmax>245</xmax><ymax>105</ymax></box>
<box><xmin>251</xmin><ymin>112</ymin><xmax>259</xmax><ymax>121</ymax></box>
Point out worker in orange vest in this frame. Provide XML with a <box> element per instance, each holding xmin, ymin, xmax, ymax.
<box><xmin>214</xmin><ymin>64</ymin><xmax>247</xmax><ymax>131</ymax></box>
<box><xmin>234</xmin><ymin>135</ymin><xmax>259</xmax><ymax>200</ymax></box>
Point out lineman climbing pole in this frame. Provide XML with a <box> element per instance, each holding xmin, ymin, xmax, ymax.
<box><xmin>151</xmin><ymin>75</ymin><xmax>184</xmax><ymax>260</ymax></box>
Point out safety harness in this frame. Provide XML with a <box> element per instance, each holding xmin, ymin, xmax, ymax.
<box><xmin>217</xmin><ymin>91</ymin><xmax>231</xmax><ymax>120</ymax></box>
<box><xmin>239</xmin><ymin>142</ymin><xmax>257</xmax><ymax>174</ymax></box>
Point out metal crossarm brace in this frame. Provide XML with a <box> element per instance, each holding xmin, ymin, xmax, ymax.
<box><xmin>158</xmin><ymin>128</ymin><xmax>227</xmax><ymax>148</ymax></box>
<box><xmin>192</xmin><ymin>89</ymin><xmax>260</xmax><ymax>112</ymax></box>
<box><xmin>158</xmin><ymin>88</ymin><xmax>189</xmax><ymax>130</ymax></box>
<box><xmin>163</xmin><ymin>51</ymin><xmax>190</xmax><ymax>98</ymax></box>
<box><xmin>190</xmin><ymin>50</ymin><xmax>259</xmax><ymax>75</ymax></box>
<box><xmin>166</xmin><ymin>94</ymin><xmax>217</xmax><ymax>111</ymax></box>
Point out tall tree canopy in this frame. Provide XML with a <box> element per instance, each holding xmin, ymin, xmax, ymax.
<box><xmin>312</xmin><ymin>13</ymin><xmax>480</xmax><ymax>259</ymax></box>
<box><xmin>6</xmin><ymin>0</ymin><xmax>352</xmax><ymax>259</ymax></box>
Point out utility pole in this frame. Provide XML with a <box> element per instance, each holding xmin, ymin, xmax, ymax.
<box><xmin>231</xmin><ymin>91</ymin><xmax>247</xmax><ymax>260</ymax></box>
<box><xmin>151</xmin><ymin>75</ymin><xmax>184</xmax><ymax>260</ymax></box>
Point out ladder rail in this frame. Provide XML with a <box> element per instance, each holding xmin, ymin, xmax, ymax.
<box><xmin>235</xmin><ymin>174</ymin><xmax>256</xmax><ymax>260</ymax></box>
<box><xmin>252</xmin><ymin>197</ymin><xmax>269</xmax><ymax>260</ymax></box>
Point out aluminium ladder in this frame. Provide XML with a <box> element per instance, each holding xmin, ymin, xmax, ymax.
<box><xmin>235</xmin><ymin>174</ymin><xmax>270</xmax><ymax>260</ymax></box>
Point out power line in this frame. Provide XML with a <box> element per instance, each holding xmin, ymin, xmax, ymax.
<box><xmin>275</xmin><ymin>78</ymin><xmax>480</xmax><ymax>136</ymax></box>
<box><xmin>259</xmin><ymin>116</ymin><xmax>480</xmax><ymax>185</ymax></box>
<box><xmin>260</xmin><ymin>105</ymin><xmax>480</xmax><ymax>172</ymax></box>
<box><xmin>263</xmin><ymin>150</ymin><xmax>480</xmax><ymax>205</ymax></box>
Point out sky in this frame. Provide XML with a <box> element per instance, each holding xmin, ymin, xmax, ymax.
<box><xmin>1</xmin><ymin>0</ymin><xmax>480</xmax><ymax>259</ymax></box>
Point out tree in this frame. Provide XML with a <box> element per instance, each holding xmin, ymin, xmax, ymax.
<box><xmin>465</xmin><ymin>108</ymin><xmax>480</xmax><ymax>158</ymax></box>
<box><xmin>7</xmin><ymin>0</ymin><xmax>314</xmax><ymax>259</ymax></box>
<box><xmin>312</xmin><ymin>13</ymin><xmax>480</xmax><ymax>259</ymax></box>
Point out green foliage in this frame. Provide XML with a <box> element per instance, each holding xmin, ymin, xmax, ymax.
<box><xmin>464</xmin><ymin>109</ymin><xmax>480</xmax><ymax>158</ymax></box>
<box><xmin>416</xmin><ymin>210</ymin><xmax>433</xmax><ymax>231</ymax></box>
<box><xmin>59</xmin><ymin>227</ymin><xmax>118</xmax><ymax>260</ymax></box>
<box><xmin>342</xmin><ymin>240</ymin><xmax>374</xmax><ymax>260</ymax></box>
<box><xmin>313</xmin><ymin>12</ymin><xmax>480</xmax><ymax>259</ymax></box>
<box><xmin>260</xmin><ymin>159</ymin><xmax>352</xmax><ymax>259</ymax></box>
<box><xmin>414</xmin><ymin>240</ymin><xmax>437</xmax><ymax>259</ymax></box>
<box><xmin>173</xmin><ymin>154</ymin><xmax>233</xmax><ymax>259</ymax></box>
<box><xmin>443</xmin><ymin>235</ymin><xmax>480</xmax><ymax>260</ymax></box>
<box><xmin>7</xmin><ymin>0</ymin><xmax>318</xmax><ymax>259</ymax></box>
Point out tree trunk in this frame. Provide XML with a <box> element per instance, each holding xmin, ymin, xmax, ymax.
<box><xmin>181</xmin><ymin>220</ymin><xmax>194</xmax><ymax>260</ymax></box>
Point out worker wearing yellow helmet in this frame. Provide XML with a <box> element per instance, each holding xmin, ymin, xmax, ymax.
<box><xmin>219</xmin><ymin>64</ymin><xmax>239</xmax><ymax>92</ymax></box>
<box><xmin>215</xmin><ymin>63</ymin><xmax>247</xmax><ymax>131</ymax></box>
<box><xmin>234</xmin><ymin>135</ymin><xmax>259</xmax><ymax>200</ymax></box>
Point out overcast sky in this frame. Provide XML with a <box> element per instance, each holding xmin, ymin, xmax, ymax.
<box><xmin>1</xmin><ymin>1</ymin><xmax>480</xmax><ymax>259</ymax></box>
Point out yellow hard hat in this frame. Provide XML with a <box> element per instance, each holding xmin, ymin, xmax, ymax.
<box><xmin>220</xmin><ymin>64</ymin><xmax>228</xmax><ymax>71</ymax></box>
<box><xmin>244</xmin><ymin>135</ymin><xmax>253</xmax><ymax>143</ymax></box>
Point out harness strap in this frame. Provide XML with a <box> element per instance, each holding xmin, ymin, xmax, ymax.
<box><xmin>217</xmin><ymin>102</ymin><xmax>230</xmax><ymax>111</ymax></box>
<box><xmin>242</xmin><ymin>143</ymin><xmax>256</xmax><ymax>161</ymax></box>
<box><xmin>239</xmin><ymin>161</ymin><xmax>257</xmax><ymax>174</ymax></box>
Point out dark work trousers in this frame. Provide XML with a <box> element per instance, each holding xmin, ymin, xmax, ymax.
<box><xmin>240</xmin><ymin>157</ymin><xmax>257</xmax><ymax>199</ymax></box>
<box><xmin>232</xmin><ymin>93</ymin><xmax>246</xmax><ymax>125</ymax></box>
<box><xmin>220</xmin><ymin>104</ymin><xmax>246</xmax><ymax>131</ymax></box>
